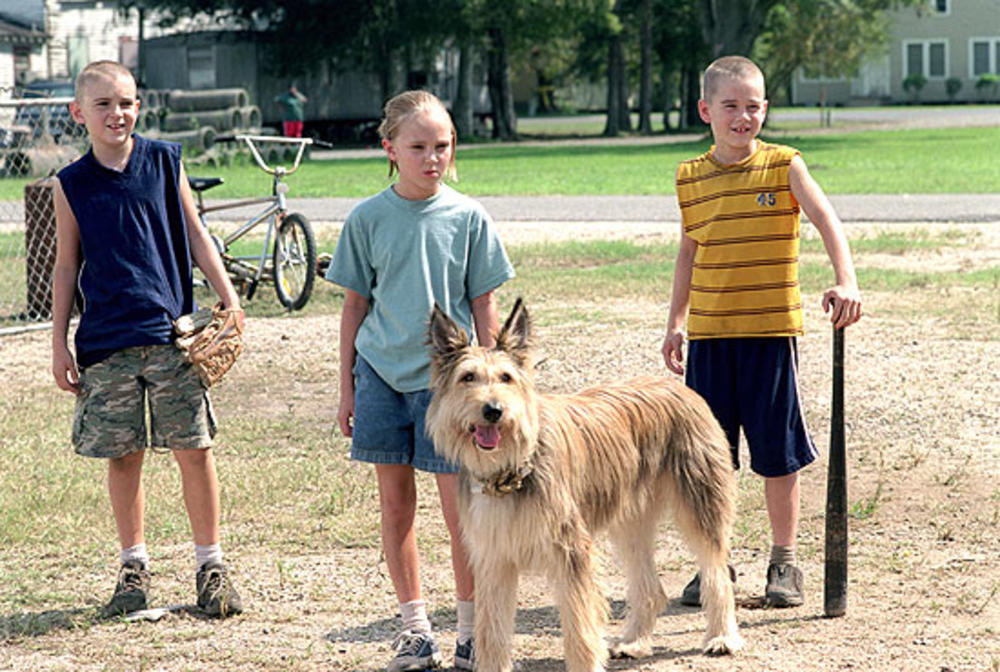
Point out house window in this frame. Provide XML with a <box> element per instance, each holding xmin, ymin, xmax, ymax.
<box><xmin>970</xmin><ymin>39</ymin><xmax>1000</xmax><ymax>76</ymax></box>
<box><xmin>188</xmin><ymin>46</ymin><xmax>216</xmax><ymax>89</ymax></box>
<box><xmin>904</xmin><ymin>40</ymin><xmax>948</xmax><ymax>79</ymax></box>
<box><xmin>13</xmin><ymin>46</ymin><xmax>31</xmax><ymax>84</ymax></box>
<box><xmin>929</xmin><ymin>43</ymin><xmax>945</xmax><ymax>77</ymax></box>
<box><xmin>933</xmin><ymin>0</ymin><xmax>949</xmax><ymax>15</ymax></box>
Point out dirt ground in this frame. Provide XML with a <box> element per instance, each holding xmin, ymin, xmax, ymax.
<box><xmin>1</xmin><ymin>221</ymin><xmax>998</xmax><ymax>672</ymax></box>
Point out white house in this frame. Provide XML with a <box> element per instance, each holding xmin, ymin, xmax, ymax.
<box><xmin>792</xmin><ymin>0</ymin><xmax>1000</xmax><ymax>105</ymax></box>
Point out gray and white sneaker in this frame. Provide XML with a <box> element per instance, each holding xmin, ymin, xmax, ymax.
<box><xmin>388</xmin><ymin>630</ymin><xmax>442</xmax><ymax>672</ymax></box>
<box><xmin>196</xmin><ymin>561</ymin><xmax>243</xmax><ymax>617</ymax></box>
<box><xmin>765</xmin><ymin>562</ymin><xmax>804</xmax><ymax>607</ymax></box>
<box><xmin>679</xmin><ymin>563</ymin><xmax>737</xmax><ymax>607</ymax></box>
<box><xmin>100</xmin><ymin>559</ymin><xmax>150</xmax><ymax>618</ymax></box>
<box><xmin>454</xmin><ymin>637</ymin><xmax>475</xmax><ymax>670</ymax></box>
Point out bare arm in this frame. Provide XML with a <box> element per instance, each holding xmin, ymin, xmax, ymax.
<box><xmin>178</xmin><ymin>163</ymin><xmax>242</xmax><ymax>315</ymax></box>
<box><xmin>471</xmin><ymin>290</ymin><xmax>500</xmax><ymax>349</ymax></box>
<box><xmin>51</xmin><ymin>179</ymin><xmax>81</xmax><ymax>393</ymax></box>
<box><xmin>788</xmin><ymin>155</ymin><xmax>862</xmax><ymax>329</ymax></box>
<box><xmin>661</xmin><ymin>228</ymin><xmax>697</xmax><ymax>375</ymax></box>
<box><xmin>338</xmin><ymin>289</ymin><xmax>369</xmax><ymax>437</ymax></box>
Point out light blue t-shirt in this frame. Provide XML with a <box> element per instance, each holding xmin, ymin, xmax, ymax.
<box><xmin>326</xmin><ymin>185</ymin><xmax>515</xmax><ymax>392</ymax></box>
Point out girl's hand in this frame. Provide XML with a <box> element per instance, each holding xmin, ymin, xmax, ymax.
<box><xmin>661</xmin><ymin>330</ymin><xmax>687</xmax><ymax>376</ymax></box>
<box><xmin>338</xmin><ymin>387</ymin><xmax>355</xmax><ymax>438</ymax></box>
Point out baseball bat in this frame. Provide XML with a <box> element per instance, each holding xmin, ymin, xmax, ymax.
<box><xmin>824</xmin><ymin>322</ymin><xmax>848</xmax><ymax>617</ymax></box>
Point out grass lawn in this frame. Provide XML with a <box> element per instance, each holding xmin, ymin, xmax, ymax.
<box><xmin>1</xmin><ymin>125</ymin><xmax>998</xmax><ymax>201</ymax></box>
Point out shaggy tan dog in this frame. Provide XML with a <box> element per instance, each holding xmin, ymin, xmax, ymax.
<box><xmin>426</xmin><ymin>299</ymin><xmax>743</xmax><ymax>672</ymax></box>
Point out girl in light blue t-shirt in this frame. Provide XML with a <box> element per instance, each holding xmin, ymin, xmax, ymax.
<box><xmin>325</xmin><ymin>90</ymin><xmax>514</xmax><ymax>672</ymax></box>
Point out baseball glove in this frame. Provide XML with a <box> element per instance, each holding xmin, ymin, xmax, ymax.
<box><xmin>173</xmin><ymin>302</ymin><xmax>244</xmax><ymax>387</ymax></box>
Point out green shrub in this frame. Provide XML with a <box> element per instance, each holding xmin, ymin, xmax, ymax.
<box><xmin>903</xmin><ymin>73</ymin><xmax>928</xmax><ymax>101</ymax></box>
<box><xmin>945</xmin><ymin>77</ymin><xmax>962</xmax><ymax>101</ymax></box>
<box><xmin>975</xmin><ymin>73</ymin><xmax>1000</xmax><ymax>101</ymax></box>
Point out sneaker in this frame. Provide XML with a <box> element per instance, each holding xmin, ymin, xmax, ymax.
<box><xmin>100</xmin><ymin>559</ymin><xmax>151</xmax><ymax>618</ymax></box>
<box><xmin>765</xmin><ymin>562</ymin><xmax>804</xmax><ymax>607</ymax></box>
<box><xmin>387</xmin><ymin>630</ymin><xmax>442</xmax><ymax>672</ymax></box>
<box><xmin>196</xmin><ymin>561</ymin><xmax>243</xmax><ymax>617</ymax></box>
<box><xmin>454</xmin><ymin>637</ymin><xmax>475</xmax><ymax>670</ymax></box>
<box><xmin>679</xmin><ymin>563</ymin><xmax>737</xmax><ymax>607</ymax></box>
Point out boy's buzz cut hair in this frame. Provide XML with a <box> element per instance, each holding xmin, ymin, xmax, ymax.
<box><xmin>701</xmin><ymin>56</ymin><xmax>765</xmax><ymax>102</ymax></box>
<box><xmin>75</xmin><ymin>60</ymin><xmax>136</xmax><ymax>101</ymax></box>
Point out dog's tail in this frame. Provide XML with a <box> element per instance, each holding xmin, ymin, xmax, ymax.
<box><xmin>660</xmin><ymin>385</ymin><xmax>737</xmax><ymax>560</ymax></box>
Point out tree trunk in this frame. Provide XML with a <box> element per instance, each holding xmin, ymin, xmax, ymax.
<box><xmin>453</xmin><ymin>43</ymin><xmax>475</xmax><ymax>141</ymax></box>
<box><xmin>486</xmin><ymin>27</ymin><xmax>516</xmax><ymax>140</ymax></box>
<box><xmin>700</xmin><ymin>0</ymin><xmax>773</xmax><ymax>58</ymax></box>
<box><xmin>661</xmin><ymin>62</ymin><xmax>674</xmax><ymax>131</ymax></box>
<box><xmin>616</xmin><ymin>49</ymin><xmax>631</xmax><ymax>133</ymax></box>
<box><xmin>603</xmin><ymin>0</ymin><xmax>631</xmax><ymax>136</ymax></box>
<box><xmin>638</xmin><ymin>0</ymin><xmax>653</xmax><ymax>134</ymax></box>
<box><xmin>604</xmin><ymin>37</ymin><xmax>622</xmax><ymax>136</ymax></box>
<box><xmin>680</xmin><ymin>61</ymin><xmax>701</xmax><ymax>130</ymax></box>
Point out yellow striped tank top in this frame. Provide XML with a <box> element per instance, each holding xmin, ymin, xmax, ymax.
<box><xmin>676</xmin><ymin>142</ymin><xmax>803</xmax><ymax>339</ymax></box>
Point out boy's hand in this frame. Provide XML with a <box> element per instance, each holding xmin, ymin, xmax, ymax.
<box><xmin>823</xmin><ymin>286</ymin><xmax>863</xmax><ymax>329</ymax></box>
<box><xmin>661</xmin><ymin>330</ymin><xmax>687</xmax><ymax>376</ymax></box>
<box><xmin>52</xmin><ymin>345</ymin><xmax>80</xmax><ymax>394</ymax></box>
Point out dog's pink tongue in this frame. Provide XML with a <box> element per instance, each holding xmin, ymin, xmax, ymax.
<box><xmin>475</xmin><ymin>425</ymin><xmax>501</xmax><ymax>448</ymax></box>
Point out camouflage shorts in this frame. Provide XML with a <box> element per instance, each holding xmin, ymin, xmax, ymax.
<box><xmin>73</xmin><ymin>344</ymin><xmax>217</xmax><ymax>459</ymax></box>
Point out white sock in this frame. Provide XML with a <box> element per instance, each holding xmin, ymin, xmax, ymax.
<box><xmin>456</xmin><ymin>599</ymin><xmax>475</xmax><ymax>644</ymax></box>
<box><xmin>399</xmin><ymin>599</ymin><xmax>432</xmax><ymax>635</ymax></box>
<box><xmin>120</xmin><ymin>543</ymin><xmax>149</xmax><ymax>569</ymax></box>
<box><xmin>194</xmin><ymin>543</ymin><xmax>223</xmax><ymax>570</ymax></box>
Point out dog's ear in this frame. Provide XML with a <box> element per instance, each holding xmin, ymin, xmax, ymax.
<box><xmin>495</xmin><ymin>297</ymin><xmax>532</xmax><ymax>365</ymax></box>
<box><xmin>427</xmin><ymin>302</ymin><xmax>470</xmax><ymax>363</ymax></box>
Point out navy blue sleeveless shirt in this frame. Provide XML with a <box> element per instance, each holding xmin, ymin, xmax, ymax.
<box><xmin>57</xmin><ymin>135</ymin><xmax>194</xmax><ymax>367</ymax></box>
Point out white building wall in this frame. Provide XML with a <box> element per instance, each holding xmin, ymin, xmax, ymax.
<box><xmin>45</xmin><ymin>2</ymin><xmax>139</xmax><ymax>79</ymax></box>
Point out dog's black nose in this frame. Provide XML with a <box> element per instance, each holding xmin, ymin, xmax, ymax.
<box><xmin>482</xmin><ymin>402</ymin><xmax>503</xmax><ymax>423</ymax></box>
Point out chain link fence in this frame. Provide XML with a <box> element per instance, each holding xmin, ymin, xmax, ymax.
<box><xmin>1</xmin><ymin>88</ymin><xmax>87</xmax><ymax>334</ymax></box>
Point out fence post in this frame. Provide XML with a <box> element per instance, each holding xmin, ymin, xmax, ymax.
<box><xmin>24</xmin><ymin>177</ymin><xmax>58</xmax><ymax>320</ymax></box>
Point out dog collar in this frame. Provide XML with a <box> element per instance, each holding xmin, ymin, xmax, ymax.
<box><xmin>472</xmin><ymin>463</ymin><xmax>533</xmax><ymax>497</ymax></box>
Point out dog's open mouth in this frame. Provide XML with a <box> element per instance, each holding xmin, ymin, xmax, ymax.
<box><xmin>472</xmin><ymin>424</ymin><xmax>501</xmax><ymax>450</ymax></box>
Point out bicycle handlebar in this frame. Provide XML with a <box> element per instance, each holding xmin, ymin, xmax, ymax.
<box><xmin>214</xmin><ymin>134</ymin><xmax>313</xmax><ymax>177</ymax></box>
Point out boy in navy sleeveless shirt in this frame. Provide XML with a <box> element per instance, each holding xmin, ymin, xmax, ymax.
<box><xmin>51</xmin><ymin>61</ymin><xmax>244</xmax><ymax>618</ymax></box>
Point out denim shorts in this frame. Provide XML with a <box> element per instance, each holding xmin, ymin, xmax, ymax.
<box><xmin>350</xmin><ymin>356</ymin><xmax>457</xmax><ymax>474</ymax></box>
<box><xmin>686</xmin><ymin>337</ymin><xmax>818</xmax><ymax>478</ymax></box>
<box><xmin>73</xmin><ymin>345</ymin><xmax>216</xmax><ymax>459</ymax></box>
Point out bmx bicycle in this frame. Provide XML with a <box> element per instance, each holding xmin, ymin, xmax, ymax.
<box><xmin>188</xmin><ymin>134</ymin><xmax>317</xmax><ymax>310</ymax></box>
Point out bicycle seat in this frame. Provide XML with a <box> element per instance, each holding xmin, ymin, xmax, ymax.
<box><xmin>188</xmin><ymin>177</ymin><xmax>225</xmax><ymax>192</ymax></box>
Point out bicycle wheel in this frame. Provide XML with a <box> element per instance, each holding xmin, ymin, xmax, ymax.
<box><xmin>272</xmin><ymin>212</ymin><xmax>317</xmax><ymax>310</ymax></box>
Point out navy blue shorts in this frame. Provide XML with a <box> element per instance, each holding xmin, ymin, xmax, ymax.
<box><xmin>350</xmin><ymin>357</ymin><xmax>457</xmax><ymax>474</ymax></box>
<box><xmin>685</xmin><ymin>337</ymin><xmax>817</xmax><ymax>477</ymax></box>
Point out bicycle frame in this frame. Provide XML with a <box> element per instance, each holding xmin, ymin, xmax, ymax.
<box><xmin>193</xmin><ymin>135</ymin><xmax>312</xmax><ymax>287</ymax></box>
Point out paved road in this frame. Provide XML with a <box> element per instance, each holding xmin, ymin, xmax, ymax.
<box><xmin>207</xmin><ymin>193</ymin><xmax>1000</xmax><ymax>224</ymax></box>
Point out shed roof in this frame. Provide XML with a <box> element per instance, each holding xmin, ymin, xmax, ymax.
<box><xmin>0</xmin><ymin>15</ymin><xmax>48</xmax><ymax>45</ymax></box>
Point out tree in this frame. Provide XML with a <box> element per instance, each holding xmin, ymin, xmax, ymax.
<box><xmin>651</xmin><ymin>0</ymin><xmax>708</xmax><ymax>131</ymax></box>
<box><xmin>464</xmin><ymin>0</ymin><xmax>610</xmax><ymax>140</ymax></box>
<box><xmin>700</xmin><ymin>0</ymin><xmax>779</xmax><ymax>58</ymax></box>
<box><xmin>755</xmin><ymin>0</ymin><xmax>921</xmax><ymax>122</ymax></box>
<box><xmin>636</xmin><ymin>0</ymin><xmax>654</xmax><ymax>134</ymax></box>
<box><xmin>603</xmin><ymin>0</ymin><xmax>632</xmax><ymax>136</ymax></box>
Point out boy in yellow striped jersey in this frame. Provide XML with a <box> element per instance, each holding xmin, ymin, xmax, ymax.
<box><xmin>661</xmin><ymin>55</ymin><xmax>862</xmax><ymax>608</ymax></box>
